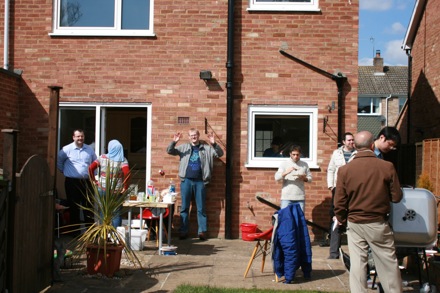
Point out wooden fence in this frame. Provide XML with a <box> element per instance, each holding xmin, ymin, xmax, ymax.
<box><xmin>421</xmin><ymin>138</ymin><xmax>440</xmax><ymax>226</ymax></box>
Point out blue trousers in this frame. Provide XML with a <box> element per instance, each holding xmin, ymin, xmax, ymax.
<box><xmin>280</xmin><ymin>199</ymin><xmax>305</xmax><ymax>211</ymax></box>
<box><xmin>98</xmin><ymin>188</ymin><xmax>122</xmax><ymax>228</ymax></box>
<box><xmin>179</xmin><ymin>178</ymin><xmax>207</xmax><ymax>234</ymax></box>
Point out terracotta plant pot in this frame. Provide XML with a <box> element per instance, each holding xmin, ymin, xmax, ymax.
<box><xmin>86</xmin><ymin>244</ymin><xmax>124</xmax><ymax>277</ymax></box>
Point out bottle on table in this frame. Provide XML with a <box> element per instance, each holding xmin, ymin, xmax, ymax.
<box><xmin>147</xmin><ymin>180</ymin><xmax>155</xmax><ymax>201</ymax></box>
<box><xmin>169</xmin><ymin>179</ymin><xmax>176</xmax><ymax>193</ymax></box>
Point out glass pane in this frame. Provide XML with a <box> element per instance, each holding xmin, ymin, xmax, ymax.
<box><xmin>256</xmin><ymin>0</ymin><xmax>310</xmax><ymax>2</ymax></box>
<box><xmin>399</xmin><ymin>97</ymin><xmax>406</xmax><ymax>112</ymax></box>
<box><xmin>255</xmin><ymin>115</ymin><xmax>310</xmax><ymax>158</ymax></box>
<box><xmin>59</xmin><ymin>108</ymin><xmax>96</xmax><ymax>149</ymax></box>
<box><xmin>372</xmin><ymin>98</ymin><xmax>380</xmax><ymax>114</ymax></box>
<box><xmin>130</xmin><ymin>117</ymin><xmax>147</xmax><ymax>153</ymax></box>
<box><xmin>60</xmin><ymin>0</ymin><xmax>115</xmax><ymax>27</ymax></box>
<box><xmin>358</xmin><ymin>98</ymin><xmax>371</xmax><ymax>114</ymax></box>
<box><xmin>122</xmin><ymin>0</ymin><xmax>150</xmax><ymax>29</ymax></box>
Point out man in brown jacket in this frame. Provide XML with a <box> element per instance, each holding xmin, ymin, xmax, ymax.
<box><xmin>334</xmin><ymin>131</ymin><xmax>403</xmax><ymax>293</ymax></box>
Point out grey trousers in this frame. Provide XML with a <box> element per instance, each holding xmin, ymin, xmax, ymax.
<box><xmin>347</xmin><ymin>221</ymin><xmax>402</xmax><ymax>293</ymax></box>
<box><xmin>329</xmin><ymin>223</ymin><xmax>341</xmax><ymax>258</ymax></box>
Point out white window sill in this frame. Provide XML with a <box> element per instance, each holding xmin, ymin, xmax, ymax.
<box><xmin>49</xmin><ymin>31</ymin><xmax>156</xmax><ymax>37</ymax></box>
<box><xmin>247</xmin><ymin>7</ymin><xmax>320</xmax><ymax>12</ymax></box>
<box><xmin>245</xmin><ymin>160</ymin><xmax>319</xmax><ymax>169</ymax></box>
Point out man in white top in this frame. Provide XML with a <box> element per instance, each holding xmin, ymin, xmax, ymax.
<box><xmin>327</xmin><ymin>132</ymin><xmax>355</xmax><ymax>259</ymax></box>
<box><xmin>275</xmin><ymin>145</ymin><xmax>312</xmax><ymax>211</ymax></box>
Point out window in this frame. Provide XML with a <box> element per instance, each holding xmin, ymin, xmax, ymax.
<box><xmin>248</xmin><ymin>0</ymin><xmax>320</xmax><ymax>12</ymax></box>
<box><xmin>358</xmin><ymin>97</ymin><xmax>381</xmax><ymax>115</ymax></box>
<box><xmin>51</xmin><ymin>0</ymin><xmax>154</xmax><ymax>36</ymax></box>
<box><xmin>399</xmin><ymin>97</ymin><xmax>407</xmax><ymax>113</ymax></box>
<box><xmin>246</xmin><ymin>105</ymin><xmax>318</xmax><ymax>168</ymax></box>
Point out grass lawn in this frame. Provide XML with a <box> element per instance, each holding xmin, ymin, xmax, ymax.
<box><xmin>174</xmin><ymin>284</ymin><xmax>338</xmax><ymax>293</ymax></box>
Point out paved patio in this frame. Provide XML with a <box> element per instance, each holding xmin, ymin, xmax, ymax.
<box><xmin>44</xmin><ymin>235</ymin><xmax>425</xmax><ymax>293</ymax></box>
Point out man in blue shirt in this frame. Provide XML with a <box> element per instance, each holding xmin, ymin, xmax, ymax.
<box><xmin>167</xmin><ymin>128</ymin><xmax>224</xmax><ymax>240</ymax></box>
<box><xmin>373</xmin><ymin>126</ymin><xmax>401</xmax><ymax>159</ymax></box>
<box><xmin>57</xmin><ymin>129</ymin><xmax>97</xmax><ymax>236</ymax></box>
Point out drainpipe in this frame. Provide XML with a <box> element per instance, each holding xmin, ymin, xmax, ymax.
<box><xmin>385</xmin><ymin>94</ymin><xmax>392</xmax><ymax>126</ymax></box>
<box><xmin>224</xmin><ymin>0</ymin><xmax>235</xmax><ymax>239</ymax></box>
<box><xmin>3</xmin><ymin>0</ymin><xmax>9</xmax><ymax>69</ymax></box>
<box><xmin>279</xmin><ymin>50</ymin><xmax>347</xmax><ymax>143</ymax></box>
<box><xmin>405</xmin><ymin>49</ymin><xmax>412</xmax><ymax>143</ymax></box>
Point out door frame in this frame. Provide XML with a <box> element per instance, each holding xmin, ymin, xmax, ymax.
<box><xmin>58</xmin><ymin>102</ymin><xmax>153</xmax><ymax>189</ymax></box>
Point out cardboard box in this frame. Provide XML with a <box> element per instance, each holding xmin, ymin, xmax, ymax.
<box><xmin>121</xmin><ymin>219</ymin><xmax>147</xmax><ymax>229</ymax></box>
<box><xmin>117</xmin><ymin>227</ymin><xmax>147</xmax><ymax>251</ymax></box>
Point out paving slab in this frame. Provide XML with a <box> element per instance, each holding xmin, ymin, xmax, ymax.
<box><xmin>45</xmin><ymin>236</ymin><xmax>423</xmax><ymax>293</ymax></box>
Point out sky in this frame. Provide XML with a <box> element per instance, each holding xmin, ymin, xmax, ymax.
<box><xmin>359</xmin><ymin>0</ymin><xmax>415</xmax><ymax>66</ymax></box>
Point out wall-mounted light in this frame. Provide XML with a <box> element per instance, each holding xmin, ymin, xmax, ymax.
<box><xmin>199</xmin><ymin>70</ymin><xmax>212</xmax><ymax>81</ymax></box>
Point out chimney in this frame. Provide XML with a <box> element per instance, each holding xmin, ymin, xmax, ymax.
<box><xmin>373</xmin><ymin>50</ymin><xmax>384</xmax><ymax>73</ymax></box>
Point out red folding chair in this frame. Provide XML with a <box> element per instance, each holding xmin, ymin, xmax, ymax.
<box><xmin>243</xmin><ymin>226</ymin><xmax>274</xmax><ymax>278</ymax></box>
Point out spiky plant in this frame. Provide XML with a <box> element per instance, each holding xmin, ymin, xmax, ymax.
<box><xmin>416</xmin><ymin>172</ymin><xmax>434</xmax><ymax>192</ymax></box>
<box><xmin>74</xmin><ymin>163</ymin><xmax>142</xmax><ymax>270</ymax></box>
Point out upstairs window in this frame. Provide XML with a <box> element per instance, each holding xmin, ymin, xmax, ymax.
<box><xmin>248</xmin><ymin>0</ymin><xmax>320</xmax><ymax>12</ymax></box>
<box><xmin>51</xmin><ymin>0</ymin><xmax>154</xmax><ymax>36</ymax></box>
<box><xmin>358</xmin><ymin>97</ymin><xmax>381</xmax><ymax>115</ymax></box>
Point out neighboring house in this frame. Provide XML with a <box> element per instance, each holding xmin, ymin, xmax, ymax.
<box><xmin>358</xmin><ymin>50</ymin><xmax>407</xmax><ymax>137</ymax></box>
<box><xmin>0</xmin><ymin>0</ymin><xmax>359</xmax><ymax>239</ymax></box>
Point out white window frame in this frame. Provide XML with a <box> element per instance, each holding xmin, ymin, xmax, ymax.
<box><xmin>246</xmin><ymin>105</ymin><xmax>318</xmax><ymax>169</ymax></box>
<box><xmin>50</xmin><ymin>0</ymin><xmax>155</xmax><ymax>37</ymax></box>
<box><xmin>248</xmin><ymin>0</ymin><xmax>320</xmax><ymax>12</ymax></box>
<box><xmin>358</xmin><ymin>96</ymin><xmax>382</xmax><ymax>116</ymax></box>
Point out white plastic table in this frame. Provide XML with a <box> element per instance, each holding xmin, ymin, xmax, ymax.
<box><xmin>123</xmin><ymin>201</ymin><xmax>174</xmax><ymax>254</ymax></box>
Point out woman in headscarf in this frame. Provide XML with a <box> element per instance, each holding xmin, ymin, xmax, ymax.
<box><xmin>89</xmin><ymin>139</ymin><xmax>130</xmax><ymax>227</ymax></box>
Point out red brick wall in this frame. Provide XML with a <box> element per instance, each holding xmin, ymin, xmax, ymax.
<box><xmin>403</xmin><ymin>0</ymin><xmax>440</xmax><ymax>144</ymax></box>
<box><xmin>232</xmin><ymin>0</ymin><xmax>359</xmax><ymax>240</ymax></box>
<box><xmin>3</xmin><ymin>0</ymin><xmax>359</xmax><ymax>240</ymax></box>
<box><xmin>0</xmin><ymin>69</ymin><xmax>21</xmax><ymax>164</ymax></box>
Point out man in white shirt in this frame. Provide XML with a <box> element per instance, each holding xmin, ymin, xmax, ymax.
<box><xmin>327</xmin><ymin>132</ymin><xmax>354</xmax><ymax>259</ymax></box>
<box><xmin>275</xmin><ymin>145</ymin><xmax>312</xmax><ymax>211</ymax></box>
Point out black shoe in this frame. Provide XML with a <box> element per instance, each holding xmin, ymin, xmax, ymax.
<box><xmin>327</xmin><ymin>256</ymin><xmax>339</xmax><ymax>259</ymax></box>
<box><xmin>198</xmin><ymin>232</ymin><xmax>207</xmax><ymax>241</ymax></box>
<box><xmin>179</xmin><ymin>233</ymin><xmax>187</xmax><ymax>240</ymax></box>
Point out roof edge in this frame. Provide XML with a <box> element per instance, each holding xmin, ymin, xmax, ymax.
<box><xmin>402</xmin><ymin>0</ymin><xmax>426</xmax><ymax>50</ymax></box>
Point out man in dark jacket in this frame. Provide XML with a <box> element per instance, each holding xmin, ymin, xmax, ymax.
<box><xmin>334</xmin><ymin>131</ymin><xmax>403</xmax><ymax>293</ymax></box>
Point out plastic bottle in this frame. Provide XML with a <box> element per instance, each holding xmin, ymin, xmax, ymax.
<box><xmin>147</xmin><ymin>180</ymin><xmax>155</xmax><ymax>200</ymax></box>
<box><xmin>169</xmin><ymin>179</ymin><xmax>176</xmax><ymax>193</ymax></box>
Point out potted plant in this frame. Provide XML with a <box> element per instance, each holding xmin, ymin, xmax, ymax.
<box><xmin>73</xmin><ymin>165</ymin><xmax>142</xmax><ymax>277</ymax></box>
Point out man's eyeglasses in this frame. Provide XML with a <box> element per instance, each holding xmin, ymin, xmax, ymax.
<box><xmin>385</xmin><ymin>140</ymin><xmax>397</xmax><ymax>150</ymax></box>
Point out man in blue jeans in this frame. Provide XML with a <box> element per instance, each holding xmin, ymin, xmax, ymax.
<box><xmin>167</xmin><ymin>128</ymin><xmax>224</xmax><ymax>240</ymax></box>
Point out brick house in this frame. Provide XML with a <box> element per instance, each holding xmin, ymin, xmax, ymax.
<box><xmin>401</xmin><ymin>0</ymin><xmax>440</xmax><ymax>144</ymax></box>
<box><xmin>401</xmin><ymin>0</ymin><xmax>440</xmax><ymax>223</ymax></box>
<box><xmin>0</xmin><ymin>0</ymin><xmax>359</xmax><ymax>240</ymax></box>
<box><xmin>358</xmin><ymin>51</ymin><xmax>407</xmax><ymax>137</ymax></box>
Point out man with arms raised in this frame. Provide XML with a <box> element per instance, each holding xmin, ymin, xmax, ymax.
<box><xmin>167</xmin><ymin>128</ymin><xmax>224</xmax><ymax>241</ymax></box>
